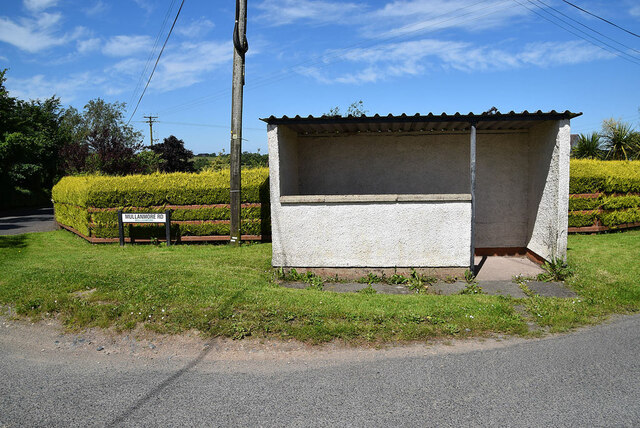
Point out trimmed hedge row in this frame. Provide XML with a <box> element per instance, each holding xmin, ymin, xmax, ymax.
<box><xmin>569</xmin><ymin>160</ymin><xmax>640</xmax><ymax>230</ymax></box>
<box><xmin>52</xmin><ymin>168</ymin><xmax>270</xmax><ymax>240</ymax></box>
<box><xmin>52</xmin><ymin>160</ymin><xmax>640</xmax><ymax>238</ymax></box>
<box><xmin>53</xmin><ymin>169</ymin><xmax>269</xmax><ymax>207</ymax></box>
<box><xmin>570</xmin><ymin>159</ymin><xmax>640</xmax><ymax>194</ymax></box>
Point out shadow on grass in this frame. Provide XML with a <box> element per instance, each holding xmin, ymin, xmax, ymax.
<box><xmin>0</xmin><ymin>234</ymin><xmax>28</xmax><ymax>249</ymax></box>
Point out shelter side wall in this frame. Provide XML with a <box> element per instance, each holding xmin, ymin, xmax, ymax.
<box><xmin>526</xmin><ymin>120</ymin><xmax>570</xmax><ymax>261</ymax></box>
<box><xmin>268</xmin><ymin>124</ymin><xmax>298</xmax><ymax>263</ymax></box>
<box><xmin>297</xmin><ymin>134</ymin><xmax>470</xmax><ymax>195</ymax></box>
<box><xmin>271</xmin><ymin>202</ymin><xmax>471</xmax><ymax>268</ymax></box>
<box><xmin>474</xmin><ymin>133</ymin><xmax>529</xmax><ymax>248</ymax></box>
<box><xmin>274</xmin><ymin>125</ymin><xmax>300</xmax><ymax>196</ymax></box>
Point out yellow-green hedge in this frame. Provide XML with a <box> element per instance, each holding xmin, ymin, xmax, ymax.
<box><xmin>570</xmin><ymin>159</ymin><xmax>640</xmax><ymax>194</ymax></box>
<box><xmin>52</xmin><ymin>168</ymin><xmax>270</xmax><ymax>239</ymax></box>
<box><xmin>569</xmin><ymin>160</ymin><xmax>640</xmax><ymax>229</ymax></box>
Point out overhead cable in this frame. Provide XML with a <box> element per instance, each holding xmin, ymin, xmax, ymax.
<box><xmin>514</xmin><ymin>0</ymin><xmax>640</xmax><ymax>66</ymax></box>
<box><xmin>532</xmin><ymin>0</ymin><xmax>640</xmax><ymax>55</ymax></box>
<box><xmin>560</xmin><ymin>0</ymin><xmax>640</xmax><ymax>39</ymax></box>
<box><xmin>128</xmin><ymin>0</ymin><xmax>177</xmax><ymax>108</ymax></box>
<box><xmin>159</xmin><ymin>0</ymin><xmax>514</xmax><ymax>115</ymax></box>
<box><xmin>127</xmin><ymin>0</ymin><xmax>186</xmax><ymax>125</ymax></box>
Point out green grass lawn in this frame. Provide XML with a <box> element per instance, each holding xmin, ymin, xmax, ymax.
<box><xmin>0</xmin><ymin>229</ymin><xmax>638</xmax><ymax>343</ymax></box>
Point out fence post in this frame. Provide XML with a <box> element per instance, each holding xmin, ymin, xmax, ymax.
<box><xmin>165</xmin><ymin>210</ymin><xmax>171</xmax><ymax>246</ymax></box>
<box><xmin>118</xmin><ymin>210</ymin><xmax>124</xmax><ymax>246</ymax></box>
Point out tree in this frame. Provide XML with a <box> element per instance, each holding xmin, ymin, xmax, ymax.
<box><xmin>325</xmin><ymin>100</ymin><xmax>368</xmax><ymax>117</ymax></box>
<box><xmin>571</xmin><ymin>132</ymin><xmax>604</xmax><ymax>159</ymax></box>
<box><xmin>150</xmin><ymin>135</ymin><xmax>194</xmax><ymax>172</ymax></box>
<box><xmin>601</xmin><ymin>119</ymin><xmax>640</xmax><ymax>160</ymax></box>
<box><xmin>85</xmin><ymin>127</ymin><xmax>143</xmax><ymax>175</ymax></box>
<box><xmin>59</xmin><ymin>98</ymin><xmax>144</xmax><ymax>175</ymax></box>
<box><xmin>0</xmin><ymin>69</ymin><xmax>68</xmax><ymax>207</ymax></box>
<box><xmin>136</xmin><ymin>150</ymin><xmax>163</xmax><ymax>174</ymax></box>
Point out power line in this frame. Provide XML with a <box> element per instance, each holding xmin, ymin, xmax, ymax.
<box><xmin>559</xmin><ymin>0</ymin><xmax>640</xmax><ymax>39</ymax></box>
<box><xmin>532</xmin><ymin>0</ymin><xmax>640</xmax><ymax>55</ymax></box>
<box><xmin>521</xmin><ymin>0</ymin><xmax>640</xmax><ymax>64</ymax></box>
<box><xmin>513</xmin><ymin>0</ymin><xmax>640</xmax><ymax>66</ymax></box>
<box><xmin>158</xmin><ymin>0</ymin><xmax>514</xmax><ymax>115</ymax></box>
<box><xmin>127</xmin><ymin>0</ymin><xmax>177</xmax><ymax>108</ymax></box>
<box><xmin>155</xmin><ymin>120</ymin><xmax>265</xmax><ymax>131</ymax></box>
<box><xmin>127</xmin><ymin>0</ymin><xmax>186</xmax><ymax>125</ymax></box>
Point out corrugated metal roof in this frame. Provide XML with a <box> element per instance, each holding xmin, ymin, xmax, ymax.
<box><xmin>260</xmin><ymin>110</ymin><xmax>582</xmax><ymax>134</ymax></box>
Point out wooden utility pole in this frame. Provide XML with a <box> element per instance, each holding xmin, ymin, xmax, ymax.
<box><xmin>144</xmin><ymin>115</ymin><xmax>158</xmax><ymax>146</ymax></box>
<box><xmin>229</xmin><ymin>0</ymin><xmax>248</xmax><ymax>246</ymax></box>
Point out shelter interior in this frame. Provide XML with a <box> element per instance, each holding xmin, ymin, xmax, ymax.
<box><xmin>267</xmin><ymin>112</ymin><xmax>576</xmax><ymax>255</ymax></box>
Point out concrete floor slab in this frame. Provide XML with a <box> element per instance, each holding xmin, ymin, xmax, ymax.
<box><xmin>320</xmin><ymin>283</ymin><xmax>413</xmax><ymax>294</ymax></box>
<box><xmin>429</xmin><ymin>282</ymin><xmax>468</xmax><ymax>295</ymax></box>
<box><xmin>282</xmin><ymin>282</ymin><xmax>310</xmax><ymax>290</ymax></box>
<box><xmin>323</xmin><ymin>283</ymin><xmax>367</xmax><ymax>293</ymax></box>
<box><xmin>475</xmin><ymin>256</ymin><xmax>544</xmax><ymax>281</ymax></box>
<box><xmin>527</xmin><ymin>281</ymin><xmax>577</xmax><ymax>298</ymax></box>
<box><xmin>371</xmin><ymin>284</ymin><xmax>413</xmax><ymax>295</ymax></box>
<box><xmin>478</xmin><ymin>280</ymin><xmax>528</xmax><ymax>298</ymax></box>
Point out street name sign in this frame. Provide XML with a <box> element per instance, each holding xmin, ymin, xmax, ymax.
<box><xmin>122</xmin><ymin>213</ymin><xmax>166</xmax><ymax>223</ymax></box>
<box><xmin>117</xmin><ymin>210</ymin><xmax>172</xmax><ymax>246</ymax></box>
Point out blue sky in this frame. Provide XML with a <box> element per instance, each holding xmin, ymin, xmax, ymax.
<box><xmin>1</xmin><ymin>0</ymin><xmax>639</xmax><ymax>154</ymax></box>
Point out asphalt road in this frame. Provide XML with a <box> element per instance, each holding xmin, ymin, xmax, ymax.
<box><xmin>0</xmin><ymin>207</ymin><xmax>56</xmax><ymax>235</ymax></box>
<box><xmin>1</xmin><ymin>314</ymin><xmax>639</xmax><ymax>427</ymax></box>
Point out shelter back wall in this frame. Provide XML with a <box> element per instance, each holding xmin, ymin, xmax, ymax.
<box><xmin>296</xmin><ymin>132</ymin><xmax>530</xmax><ymax>248</ymax></box>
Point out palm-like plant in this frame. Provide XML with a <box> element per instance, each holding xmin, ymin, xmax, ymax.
<box><xmin>601</xmin><ymin>119</ymin><xmax>640</xmax><ymax>160</ymax></box>
<box><xmin>571</xmin><ymin>132</ymin><xmax>603</xmax><ymax>159</ymax></box>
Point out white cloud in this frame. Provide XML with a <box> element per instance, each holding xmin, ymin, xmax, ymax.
<box><xmin>84</xmin><ymin>1</ymin><xmax>109</xmax><ymax>16</ymax></box>
<box><xmin>110</xmin><ymin>58</ymin><xmax>146</xmax><ymax>76</ymax></box>
<box><xmin>132</xmin><ymin>0</ymin><xmax>153</xmax><ymax>14</ymax></box>
<box><xmin>5</xmin><ymin>72</ymin><xmax>100</xmax><ymax>102</ymax></box>
<box><xmin>23</xmin><ymin>0</ymin><xmax>58</xmax><ymax>12</ymax></box>
<box><xmin>517</xmin><ymin>41</ymin><xmax>613</xmax><ymax>67</ymax></box>
<box><xmin>106</xmin><ymin>40</ymin><xmax>232</xmax><ymax>94</ymax></box>
<box><xmin>150</xmin><ymin>41</ymin><xmax>232</xmax><ymax>91</ymax></box>
<box><xmin>256</xmin><ymin>0</ymin><xmax>361</xmax><ymax>26</ymax></box>
<box><xmin>176</xmin><ymin>17</ymin><xmax>215</xmax><ymax>38</ymax></box>
<box><xmin>77</xmin><ymin>38</ymin><xmax>101</xmax><ymax>54</ymax></box>
<box><xmin>301</xmin><ymin>39</ymin><xmax>614</xmax><ymax>84</ymax></box>
<box><xmin>102</xmin><ymin>35</ymin><xmax>153</xmax><ymax>57</ymax></box>
<box><xmin>362</xmin><ymin>0</ymin><xmax>530</xmax><ymax>39</ymax></box>
<box><xmin>630</xmin><ymin>5</ymin><xmax>640</xmax><ymax>18</ymax></box>
<box><xmin>0</xmin><ymin>12</ymin><xmax>67</xmax><ymax>52</ymax></box>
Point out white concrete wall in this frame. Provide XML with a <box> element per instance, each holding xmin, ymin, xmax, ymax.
<box><xmin>272</xmin><ymin>125</ymin><xmax>299</xmax><ymax>196</ymax></box>
<box><xmin>526</xmin><ymin>120</ymin><xmax>570</xmax><ymax>261</ymax></box>
<box><xmin>268</xmin><ymin>125</ymin><xmax>471</xmax><ymax>268</ymax></box>
<box><xmin>268</xmin><ymin>120</ymin><xmax>569</xmax><ymax>268</ymax></box>
<box><xmin>297</xmin><ymin>132</ymin><xmax>531</xmax><ymax>249</ymax></box>
<box><xmin>475</xmin><ymin>132</ymin><xmax>530</xmax><ymax>248</ymax></box>
<box><xmin>297</xmin><ymin>134</ymin><xmax>469</xmax><ymax>195</ymax></box>
<box><xmin>271</xmin><ymin>201</ymin><xmax>472</xmax><ymax>268</ymax></box>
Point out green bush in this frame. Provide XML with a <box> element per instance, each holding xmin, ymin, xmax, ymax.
<box><xmin>568</xmin><ymin>211</ymin><xmax>598</xmax><ymax>228</ymax></box>
<box><xmin>570</xmin><ymin>159</ymin><xmax>640</xmax><ymax>194</ymax></box>
<box><xmin>53</xmin><ymin>168</ymin><xmax>269</xmax><ymax>207</ymax></box>
<box><xmin>600</xmin><ymin>208</ymin><xmax>640</xmax><ymax>228</ymax></box>
<box><xmin>568</xmin><ymin>195</ymin><xmax>602</xmax><ymax>211</ymax></box>
<box><xmin>569</xmin><ymin>160</ymin><xmax>640</xmax><ymax>230</ymax></box>
<box><xmin>601</xmin><ymin>195</ymin><xmax>640</xmax><ymax>210</ymax></box>
<box><xmin>52</xmin><ymin>168</ymin><xmax>270</xmax><ymax>239</ymax></box>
